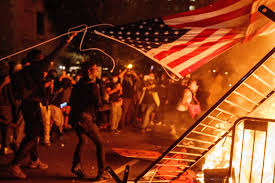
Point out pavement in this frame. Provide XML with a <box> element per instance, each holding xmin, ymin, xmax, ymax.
<box><xmin>0</xmin><ymin>123</ymin><xmax>177</xmax><ymax>183</ymax></box>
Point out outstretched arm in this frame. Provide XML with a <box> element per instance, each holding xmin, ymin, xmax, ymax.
<box><xmin>39</xmin><ymin>33</ymin><xmax>78</xmax><ymax>71</ymax></box>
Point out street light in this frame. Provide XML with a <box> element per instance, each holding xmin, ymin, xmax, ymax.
<box><xmin>127</xmin><ymin>64</ymin><xmax>133</xmax><ymax>69</ymax></box>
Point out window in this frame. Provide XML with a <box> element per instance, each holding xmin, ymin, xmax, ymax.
<box><xmin>37</xmin><ymin>12</ymin><xmax>45</xmax><ymax>35</ymax></box>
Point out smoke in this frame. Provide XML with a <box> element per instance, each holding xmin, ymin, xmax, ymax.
<box><xmin>192</xmin><ymin>33</ymin><xmax>275</xmax><ymax>111</ymax></box>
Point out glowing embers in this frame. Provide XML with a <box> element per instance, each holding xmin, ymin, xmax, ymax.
<box><xmin>230</xmin><ymin>120</ymin><xmax>275</xmax><ymax>183</ymax></box>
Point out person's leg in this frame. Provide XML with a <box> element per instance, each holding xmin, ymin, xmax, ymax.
<box><xmin>11</xmin><ymin>135</ymin><xmax>37</xmax><ymax>164</ymax></box>
<box><xmin>62</xmin><ymin>106</ymin><xmax>71</xmax><ymax>129</ymax></box>
<box><xmin>110</xmin><ymin>104</ymin><xmax>116</xmax><ymax>131</ymax></box>
<box><xmin>9</xmin><ymin>100</ymin><xmax>44</xmax><ymax>178</ymax></box>
<box><xmin>50</xmin><ymin>105</ymin><xmax>64</xmax><ymax>133</ymax></box>
<box><xmin>39</xmin><ymin>103</ymin><xmax>51</xmax><ymax>145</ymax></box>
<box><xmin>125</xmin><ymin>99</ymin><xmax>134</xmax><ymax>127</ymax></box>
<box><xmin>116</xmin><ymin>105</ymin><xmax>122</xmax><ymax>130</ymax></box>
<box><xmin>71</xmin><ymin>129</ymin><xmax>87</xmax><ymax>177</ymax></box>
<box><xmin>120</xmin><ymin>100</ymin><xmax>127</xmax><ymax>129</ymax></box>
<box><xmin>141</xmin><ymin>104</ymin><xmax>151</xmax><ymax>129</ymax></box>
<box><xmin>13</xmin><ymin>116</ymin><xmax>25</xmax><ymax>151</ymax></box>
<box><xmin>85</xmin><ymin>122</ymin><xmax>106</xmax><ymax>178</ymax></box>
<box><xmin>3</xmin><ymin>125</ymin><xmax>13</xmax><ymax>154</ymax></box>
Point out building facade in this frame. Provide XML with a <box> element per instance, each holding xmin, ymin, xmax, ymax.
<box><xmin>0</xmin><ymin>0</ymin><xmax>56</xmax><ymax>62</ymax></box>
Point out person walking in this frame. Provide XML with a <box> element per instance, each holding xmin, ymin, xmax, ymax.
<box><xmin>8</xmin><ymin>33</ymin><xmax>77</xmax><ymax>179</ymax></box>
<box><xmin>69</xmin><ymin>61</ymin><xmax>109</xmax><ymax>181</ymax></box>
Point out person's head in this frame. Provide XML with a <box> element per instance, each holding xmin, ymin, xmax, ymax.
<box><xmin>26</xmin><ymin>49</ymin><xmax>43</xmax><ymax>63</ymax></box>
<box><xmin>8</xmin><ymin>61</ymin><xmax>22</xmax><ymax>73</ymax></box>
<box><xmin>188</xmin><ymin>80</ymin><xmax>199</xmax><ymax>93</ymax></box>
<box><xmin>181</xmin><ymin>77</ymin><xmax>190</xmax><ymax>86</ymax></box>
<box><xmin>47</xmin><ymin>69</ymin><xmax>58</xmax><ymax>81</ymax></box>
<box><xmin>61</xmin><ymin>70</ymin><xmax>67</xmax><ymax>76</ymax></box>
<box><xmin>112</xmin><ymin>76</ymin><xmax>119</xmax><ymax>83</ymax></box>
<box><xmin>81</xmin><ymin>61</ymin><xmax>98</xmax><ymax>80</ymax></box>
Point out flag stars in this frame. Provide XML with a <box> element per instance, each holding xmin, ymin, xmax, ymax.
<box><xmin>154</xmin><ymin>18</ymin><xmax>159</xmax><ymax>22</ymax></box>
<box><xmin>136</xmin><ymin>32</ymin><xmax>140</xmax><ymax>35</ymax></box>
<box><xmin>109</xmin><ymin>31</ymin><xmax>114</xmax><ymax>34</ymax></box>
<box><xmin>145</xmin><ymin>38</ymin><xmax>149</xmax><ymax>41</ymax></box>
<box><xmin>174</xmin><ymin>31</ymin><xmax>179</xmax><ymax>34</ymax></box>
<box><xmin>101</xmin><ymin>31</ymin><xmax>105</xmax><ymax>33</ymax></box>
<box><xmin>154</xmin><ymin>32</ymin><xmax>159</xmax><ymax>35</ymax></box>
<box><xmin>136</xmin><ymin>37</ymin><xmax>140</xmax><ymax>40</ymax></box>
<box><xmin>127</xmin><ymin>32</ymin><xmax>131</xmax><ymax>35</ymax></box>
<box><xmin>127</xmin><ymin>37</ymin><xmax>131</xmax><ymax>40</ymax></box>
<box><xmin>118</xmin><ymin>31</ymin><xmax>122</xmax><ymax>35</ymax></box>
<box><xmin>120</xmin><ymin>27</ymin><xmax>125</xmax><ymax>30</ymax></box>
<box><xmin>164</xmin><ymin>38</ymin><xmax>169</xmax><ymax>42</ymax></box>
<box><xmin>139</xmin><ymin>25</ymin><xmax>144</xmax><ymax>29</ymax></box>
<box><xmin>164</xmin><ymin>31</ymin><xmax>169</xmax><ymax>35</ymax></box>
<box><xmin>142</xmin><ymin>21</ymin><xmax>147</xmax><ymax>25</ymax></box>
<box><xmin>160</xmin><ymin>24</ymin><xmax>165</xmax><ymax>27</ymax></box>
<box><xmin>154</xmin><ymin>38</ymin><xmax>159</xmax><ymax>41</ymax></box>
<box><xmin>148</xmin><ymin>27</ymin><xmax>152</xmax><ymax>30</ymax></box>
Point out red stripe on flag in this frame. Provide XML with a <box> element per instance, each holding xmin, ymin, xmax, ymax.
<box><xmin>179</xmin><ymin>38</ymin><xmax>241</xmax><ymax>77</ymax></box>
<box><xmin>167</xmin><ymin>29</ymin><xmax>239</xmax><ymax>68</ymax></box>
<box><xmin>154</xmin><ymin>29</ymin><xmax>217</xmax><ymax>61</ymax></box>
<box><xmin>168</xmin><ymin>4</ymin><xmax>252</xmax><ymax>28</ymax></box>
<box><xmin>162</xmin><ymin>0</ymin><xmax>240</xmax><ymax>20</ymax></box>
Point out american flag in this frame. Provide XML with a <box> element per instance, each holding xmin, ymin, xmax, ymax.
<box><xmin>94</xmin><ymin>0</ymin><xmax>275</xmax><ymax>78</ymax></box>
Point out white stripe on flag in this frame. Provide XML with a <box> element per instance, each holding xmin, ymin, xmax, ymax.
<box><xmin>172</xmin><ymin>34</ymin><xmax>242</xmax><ymax>73</ymax></box>
<box><xmin>206</xmin><ymin>14</ymin><xmax>249</xmax><ymax>28</ymax></box>
<box><xmin>160</xmin><ymin>29</ymin><xmax>233</xmax><ymax>65</ymax></box>
<box><xmin>164</xmin><ymin>0</ymin><xmax>252</xmax><ymax>25</ymax></box>
<box><xmin>147</xmin><ymin>28</ymin><xmax>206</xmax><ymax>57</ymax></box>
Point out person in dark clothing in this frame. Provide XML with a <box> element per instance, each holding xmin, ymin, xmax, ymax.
<box><xmin>0</xmin><ymin>62</ymin><xmax>22</xmax><ymax>154</ymax></box>
<box><xmin>155</xmin><ymin>73</ymin><xmax>169</xmax><ymax>125</ymax></box>
<box><xmin>7</xmin><ymin>33</ymin><xmax>77</xmax><ymax>179</ymax></box>
<box><xmin>69</xmin><ymin>61</ymin><xmax>109</xmax><ymax>181</ymax></box>
<box><xmin>120</xmin><ymin>69</ymin><xmax>139</xmax><ymax>129</ymax></box>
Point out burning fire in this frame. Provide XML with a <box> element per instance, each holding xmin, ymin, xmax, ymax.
<box><xmin>196</xmin><ymin>95</ymin><xmax>275</xmax><ymax>183</ymax></box>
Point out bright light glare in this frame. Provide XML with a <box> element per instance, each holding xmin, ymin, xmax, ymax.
<box><xmin>127</xmin><ymin>64</ymin><xmax>133</xmax><ymax>69</ymax></box>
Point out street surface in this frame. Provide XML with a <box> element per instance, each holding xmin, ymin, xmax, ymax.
<box><xmin>0</xmin><ymin>124</ymin><xmax>176</xmax><ymax>183</ymax></box>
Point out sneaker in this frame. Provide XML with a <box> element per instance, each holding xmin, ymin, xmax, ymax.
<box><xmin>8</xmin><ymin>164</ymin><xmax>27</xmax><ymax>179</ymax></box>
<box><xmin>28</xmin><ymin>159</ymin><xmax>48</xmax><ymax>169</ymax></box>
<box><xmin>71</xmin><ymin>164</ymin><xmax>85</xmax><ymax>178</ymax></box>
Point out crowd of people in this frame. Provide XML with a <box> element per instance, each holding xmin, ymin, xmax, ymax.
<box><xmin>0</xmin><ymin>33</ymin><xmax>201</xmax><ymax>180</ymax></box>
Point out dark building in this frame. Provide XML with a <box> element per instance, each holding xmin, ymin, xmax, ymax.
<box><xmin>0</xmin><ymin>0</ymin><xmax>56</xmax><ymax>62</ymax></box>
